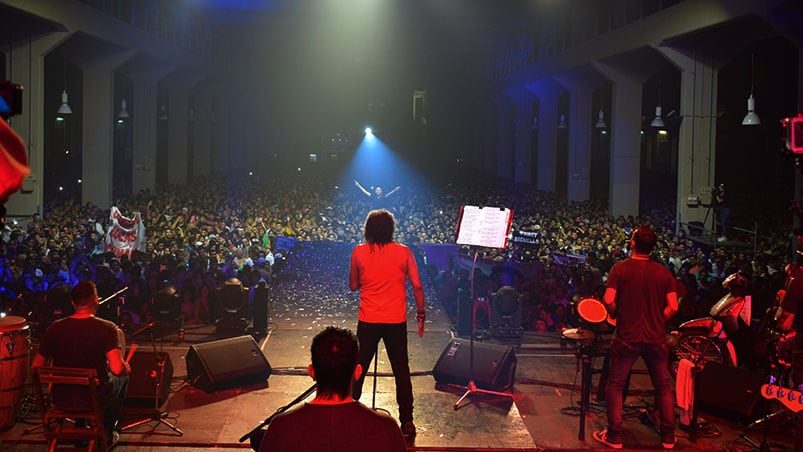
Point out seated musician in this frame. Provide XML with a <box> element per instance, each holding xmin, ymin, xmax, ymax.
<box><xmin>31</xmin><ymin>280</ymin><xmax>130</xmax><ymax>449</ymax></box>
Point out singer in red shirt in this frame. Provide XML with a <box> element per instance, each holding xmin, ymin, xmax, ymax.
<box><xmin>349</xmin><ymin>209</ymin><xmax>425</xmax><ymax>440</ymax></box>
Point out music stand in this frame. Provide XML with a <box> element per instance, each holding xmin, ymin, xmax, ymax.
<box><xmin>452</xmin><ymin>205</ymin><xmax>514</xmax><ymax>410</ymax></box>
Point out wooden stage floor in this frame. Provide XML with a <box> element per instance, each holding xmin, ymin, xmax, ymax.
<box><xmin>1</xmin><ymin>293</ymin><xmax>794</xmax><ymax>451</ymax></box>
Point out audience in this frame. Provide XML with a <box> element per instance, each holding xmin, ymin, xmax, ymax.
<box><xmin>0</xmin><ymin>172</ymin><xmax>792</xmax><ymax>335</ymax></box>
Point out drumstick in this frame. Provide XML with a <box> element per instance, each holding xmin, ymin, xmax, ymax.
<box><xmin>125</xmin><ymin>343</ymin><xmax>138</xmax><ymax>363</ymax></box>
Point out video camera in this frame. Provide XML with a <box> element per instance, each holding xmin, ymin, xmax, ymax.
<box><xmin>783</xmin><ymin>115</ymin><xmax>803</xmax><ymax>155</ymax></box>
<box><xmin>0</xmin><ymin>80</ymin><xmax>23</xmax><ymax>119</ymax></box>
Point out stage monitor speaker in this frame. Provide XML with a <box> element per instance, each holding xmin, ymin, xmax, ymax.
<box><xmin>432</xmin><ymin>338</ymin><xmax>516</xmax><ymax>391</ymax></box>
<box><xmin>125</xmin><ymin>351</ymin><xmax>174</xmax><ymax>407</ymax></box>
<box><xmin>696</xmin><ymin>362</ymin><xmax>767</xmax><ymax>422</ymax></box>
<box><xmin>186</xmin><ymin>335</ymin><xmax>271</xmax><ymax>392</ymax></box>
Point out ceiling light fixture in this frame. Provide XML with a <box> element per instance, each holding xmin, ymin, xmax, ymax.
<box><xmin>742</xmin><ymin>53</ymin><xmax>761</xmax><ymax>126</ymax></box>
<box><xmin>595</xmin><ymin>110</ymin><xmax>606</xmax><ymax>129</ymax></box>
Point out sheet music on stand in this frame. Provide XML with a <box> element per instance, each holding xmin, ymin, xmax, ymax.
<box><xmin>455</xmin><ymin>206</ymin><xmax>513</xmax><ymax>249</ymax></box>
<box><xmin>450</xmin><ymin>205</ymin><xmax>515</xmax><ymax>409</ymax></box>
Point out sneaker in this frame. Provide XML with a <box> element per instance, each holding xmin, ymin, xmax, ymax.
<box><xmin>593</xmin><ymin>429</ymin><xmax>622</xmax><ymax>449</ymax></box>
<box><xmin>401</xmin><ymin>420</ymin><xmax>416</xmax><ymax>440</ymax></box>
<box><xmin>717</xmin><ymin>236</ymin><xmax>727</xmax><ymax>242</ymax></box>
<box><xmin>107</xmin><ymin>431</ymin><xmax>120</xmax><ymax>450</ymax></box>
<box><xmin>662</xmin><ymin>435</ymin><xmax>677</xmax><ymax>449</ymax></box>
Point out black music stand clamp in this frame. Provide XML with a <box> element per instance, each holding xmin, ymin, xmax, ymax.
<box><xmin>452</xmin><ymin>205</ymin><xmax>515</xmax><ymax>410</ymax></box>
<box><xmin>120</xmin><ymin>325</ymin><xmax>183</xmax><ymax>435</ymax></box>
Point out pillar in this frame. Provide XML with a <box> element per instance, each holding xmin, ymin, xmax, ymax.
<box><xmin>123</xmin><ymin>61</ymin><xmax>174</xmax><ymax>194</ymax></box>
<box><xmin>592</xmin><ymin>61</ymin><xmax>643</xmax><ymax>218</ymax></box>
<box><xmin>494</xmin><ymin>96</ymin><xmax>515</xmax><ymax>181</ymax></box>
<box><xmin>4</xmin><ymin>32</ymin><xmax>70</xmax><ymax>217</ymax></box>
<box><xmin>555</xmin><ymin>67</ymin><xmax>604</xmax><ymax>203</ymax></box>
<box><xmin>162</xmin><ymin>70</ymin><xmax>201</xmax><ymax>185</ymax></box>
<box><xmin>506</xmin><ymin>86</ymin><xmax>536</xmax><ymax>184</ymax></box>
<box><xmin>78</xmin><ymin>49</ymin><xmax>135</xmax><ymax>208</ymax></box>
<box><xmin>527</xmin><ymin>79</ymin><xmax>562</xmax><ymax>192</ymax></box>
<box><xmin>657</xmin><ymin>46</ymin><xmax>718</xmax><ymax>232</ymax></box>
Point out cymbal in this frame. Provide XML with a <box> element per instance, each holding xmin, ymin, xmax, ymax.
<box><xmin>562</xmin><ymin>327</ymin><xmax>594</xmax><ymax>341</ymax></box>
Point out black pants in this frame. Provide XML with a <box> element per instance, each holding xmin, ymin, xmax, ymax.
<box><xmin>353</xmin><ymin>321</ymin><xmax>414</xmax><ymax>423</ymax></box>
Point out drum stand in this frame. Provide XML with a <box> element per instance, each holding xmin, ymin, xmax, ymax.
<box><xmin>562</xmin><ymin>328</ymin><xmax>597</xmax><ymax>441</ymax></box>
<box><xmin>120</xmin><ymin>329</ymin><xmax>183</xmax><ymax>435</ymax></box>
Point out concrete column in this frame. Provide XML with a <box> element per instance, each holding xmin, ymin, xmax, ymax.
<box><xmin>122</xmin><ymin>61</ymin><xmax>174</xmax><ymax>194</ymax></box>
<box><xmin>592</xmin><ymin>61</ymin><xmax>643</xmax><ymax>218</ymax></box>
<box><xmin>657</xmin><ymin>46</ymin><xmax>718</xmax><ymax>231</ymax></box>
<box><xmin>78</xmin><ymin>50</ymin><xmax>135</xmax><ymax>208</ymax></box>
<box><xmin>506</xmin><ymin>86</ymin><xmax>536</xmax><ymax>185</ymax></box>
<box><xmin>494</xmin><ymin>96</ymin><xmax>515</xmax><ymax>181</ymax></box>
<box><xmin>222</xmin><ymin>90</ymin><xmax>249</xmax><ymax>170</ymax></box>
<box><xmin>527</xmin><ymin>79</ymin><xmax>562</xmax><ymax>192</ymax></box>
<box><xmin>211</xmin><ymin>91</ymin><xmax>231</xmax><ymax>173</ymax></box>
<box><xmin>4</xmin><ymin>32</ymin><xmax>70</xmax><ymax>217</ymax></box>
<box><xmin>480</xmin><ymin>100</ymin><xmax>496</xmax><ymax>178</ymax></box>
<box><xmin>555</xmin><ymin>67</ymin><xmax>604</xmax><ymax>203</ymax></box>
<box><xmin>190</xmin><ymin>83</ymin><xmax>214</xmax><ymax>177</ymax></box>
<box><xmin>163</xmin><ymin>71</ymin><xmax>201</xmax><ymax>185</ymax></box>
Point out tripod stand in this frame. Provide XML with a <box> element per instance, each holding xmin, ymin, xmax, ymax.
<box><xmin>452</xmin><ymin>250</ymin><xmax>513</xmax><ymax>410</ymax></box>
<box><xmin>120</xmin><ymin>326</ymin><xmax>183</xmax><ymax>435</ymax></box>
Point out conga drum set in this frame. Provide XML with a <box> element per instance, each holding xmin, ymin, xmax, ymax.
<box><xmin>0</xmin><ymin>314</ymin><xmax>30</xmax><ymax>431</ymax></box>
<box><xmin>561</xmin><ymin>298</ymin><xmax>615</xmax><ymax>441</ymax></box>
<box><xmin>562</xmin><ymin>298</ymin><xmax>615</xmax><ymax>347</ymax></box>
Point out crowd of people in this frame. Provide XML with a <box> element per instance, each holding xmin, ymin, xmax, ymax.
<box><xmin>0</xmin><ymin>170</ymin><xmax>794</xmax><ymax>338</ymax></box>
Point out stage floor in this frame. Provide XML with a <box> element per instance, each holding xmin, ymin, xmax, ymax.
<box><xmin>1</xmin><ymin>293</ymin><xmax>794</xmax><ymax>451</ymax></box>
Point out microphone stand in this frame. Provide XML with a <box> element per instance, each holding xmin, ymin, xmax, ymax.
<box><xmin>120</xmin><ymin>324</ymin><xmax>183</xmax><ymax>435</ymax></box>
<box><xmin>239</xmin><ymin>384</ymin><xmax>317</xmax><ymax>444</ymax></box>
<box><xmin>98</xmin><ymin>287</ymin><xmax>129</xmax><ymax>306</ymax></box>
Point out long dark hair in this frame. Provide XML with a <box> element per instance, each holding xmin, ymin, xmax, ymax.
<box><xmin>363</xmin><ymin>209</ymin><xmax>394</xmax><ymax>249</ymax></box>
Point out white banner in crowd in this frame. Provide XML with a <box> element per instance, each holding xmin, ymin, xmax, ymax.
<box><xmin>104</xmin><ymin>207</ymin><xmax>146</xmax><ymax>258</ymax></box>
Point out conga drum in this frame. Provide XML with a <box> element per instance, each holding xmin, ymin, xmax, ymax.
<box><xmin>0</xmin><ymin>315</ymin><xmax>30</xmax><ymax>430</ymax></box>
<box><xmin>576</xmin><ymin>297</ymin><xmax>616</xmax><ymax>327</ymax></box>
<box><xmin>576</xmin><ymin>298</ymin><xmax>608</xmax><ymax>324</ymax></box>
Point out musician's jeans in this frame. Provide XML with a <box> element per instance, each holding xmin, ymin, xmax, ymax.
<box><xmin>605</xmin><ymin>339</ymin><xmax>675</xmax><ymax>441</ymax></box>
<box><xmin>104</xmin><ymin>374</ymin><xmax>129</xmax><ymax>435</ymax></box>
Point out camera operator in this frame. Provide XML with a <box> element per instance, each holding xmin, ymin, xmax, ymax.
<box><xmin>712</xmin><ymin>184</ymin><xmax>730</xmax><ymax>242</ymax></box>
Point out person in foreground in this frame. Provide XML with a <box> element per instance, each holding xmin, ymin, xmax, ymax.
<box><xmin>259</xmin><ymin>326</ymin><xmax>407</xmax><ymax>452</ymax></box>
<box><xmin>31</xmin><ymin>280</ymin><xmax>130</xmax><ymax>449</ymax></box>
<box><xmin>594</xmin><ymin>226</ymin><xmax>678</xmax><ymax>449</ymax></box>
<box><xmin>349</xmin><ymin>209</ymin><xmax>426</xmax><ymax>439</ymax></box>
<box><xmin>776</xmin><ymin>259</ymin><xmax>803</xmax><ymax>452</ymax></box>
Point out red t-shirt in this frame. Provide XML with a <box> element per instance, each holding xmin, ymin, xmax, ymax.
<box><xmin>350</xmin><ymin>242</ymin><xmax>424</xmax><ymax>324</ymax></box>
<box><xmin>607</xmin><ymin>258</ymin><xmax>675</xmax><ymax>344</ymax></box>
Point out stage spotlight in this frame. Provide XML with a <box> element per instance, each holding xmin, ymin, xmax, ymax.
<box><xmin>153</xmin><ymin>284</ymin><xmax>181</xmax><ymax>321</ymax></box>
<box><xmin>215</xmin><ymin>278</ymin><xmax>249</xmax><ymax>337</ymax></box>
<box><xmin>364</xmin><ymin>127</ymin><xmax>373</xmax><ymax>135</ymax></box>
